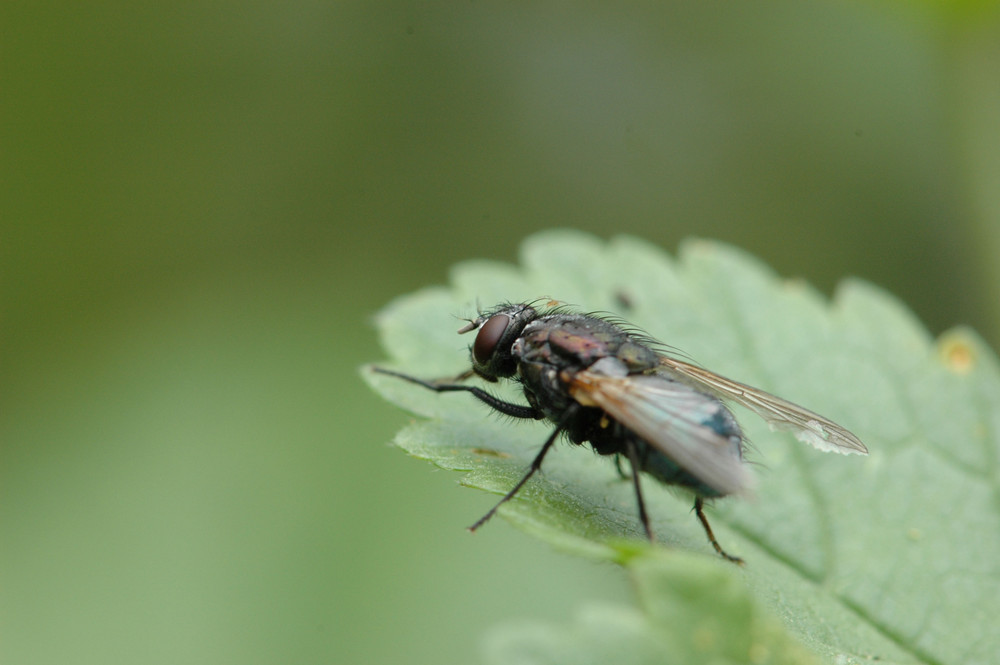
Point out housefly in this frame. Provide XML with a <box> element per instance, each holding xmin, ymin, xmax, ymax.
<box><xmin>373</xmin><ymin>301</ymin><xmax>868</xmax><ymax>562</ymax></box>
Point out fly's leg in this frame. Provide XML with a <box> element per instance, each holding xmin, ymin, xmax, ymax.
<box><xmin>374</xmin><ymin>365</ymin><xmax>560</xmax><ymax>530</ymax></box>
<box><xmin>694</xmin><ymin>497</ymin><xmax>743</xmax><ymax>565</ymax></box>
<box><xmin>624</xmin><ymin>440</ymin><xmax>653</xmax><ymax>541</ymax></box>
<box><xmin>612</xmin><ymin>454</ymin><xmax>630</xmax><ymax>480</ymax></box>
<box><xmin>468</xmin><ymin>422</ymin><xmax>563</xmax><ymax>532</ymax></box>
<box><xmin>372</xmin><ymin>367</ymin><xmax>542</xmax><ymax>419</ymax></box>
<box><xmin>468</xmin><ymin>403</ymin><xmax>586</xmax><ymax>531</ymax></box>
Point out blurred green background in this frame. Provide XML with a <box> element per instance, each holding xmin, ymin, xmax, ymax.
<box><xmin>3</xmin><ymin>2</ymin><xmax>1000</xmax><ymax>664</ymax></box>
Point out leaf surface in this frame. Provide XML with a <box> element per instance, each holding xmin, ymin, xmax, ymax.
<box><xmin>365</xmin><ymin>230</ymin><xmax>1000</xmax><ymax>664</ymax></box>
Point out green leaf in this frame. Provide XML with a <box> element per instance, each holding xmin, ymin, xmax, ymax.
<box><xmin>484</xmin><ymin>550</ymin><xmax>821</xmax><ymax>665</ymax></box>
<box><xmin>364</xmin><ymin>229</ymin><xmax>1000</xmax><ymax>664</ymax></box>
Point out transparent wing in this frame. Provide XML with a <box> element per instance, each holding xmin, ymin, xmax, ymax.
<box><xmin>569</xmin><ymin>360</ymin><xmax>753</xmax><ymax>496</ymax></box>
<box><xmin>657</xmin><ymin>357</ymin><xmax>869</xmax><ymax>455</ymax></box>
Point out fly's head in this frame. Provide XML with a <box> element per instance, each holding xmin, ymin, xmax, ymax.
<box><xmin>459</xmin><ymin>303</ymin><xmax>539</xmax><ymax>381</ymax></box>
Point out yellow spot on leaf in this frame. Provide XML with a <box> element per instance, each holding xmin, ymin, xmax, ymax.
<box><xmin>938</xmin><ymin>333</ymin><xmax>975</xmax><ymax>374</ymax></box>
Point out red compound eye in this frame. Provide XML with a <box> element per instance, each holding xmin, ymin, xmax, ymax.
<box><xmin>473</xmin><ymin>314</ymin><xmax>510</xmax><ymax>365</ymax></box>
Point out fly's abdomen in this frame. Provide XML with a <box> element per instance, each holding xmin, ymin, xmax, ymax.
<box><xmin>638</xmin><ymin>442</ymin><xmax>727</xmax><ymax>498</ymax></box>
<box><xmin>636</xmin><ymin>404</ymin><xmax>743</xmax><ymax>498</ymax></box>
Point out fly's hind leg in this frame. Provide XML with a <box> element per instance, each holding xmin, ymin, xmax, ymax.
<box><xmin>694</xmin><ymin>497</ymin><xmax>743</xmax><ymax>565</ymax></box>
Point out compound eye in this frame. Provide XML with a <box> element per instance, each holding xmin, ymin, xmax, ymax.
<box><xmin>473</xmin><ymin>314</ymin><xmax>510</xmax><ymax>365</ymax></box>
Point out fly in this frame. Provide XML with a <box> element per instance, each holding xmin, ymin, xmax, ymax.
<box><xmin>373</xmin><ymin>301</ymin><xmax>868</xmax><ymax>563</ymax></box>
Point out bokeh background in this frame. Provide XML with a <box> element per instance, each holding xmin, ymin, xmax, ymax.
<box><xmin>4</xmin><ymin>2</ymin><xmax>1000</xmax><ymax>664</ymax></box>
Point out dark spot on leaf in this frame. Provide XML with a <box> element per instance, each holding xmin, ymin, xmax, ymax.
<box><xmin>472</xmin><ymin>447</ymin><xmax>510</xmax><ymax>458</ymax></box>
<box><xmin>614</xmin><ymin>290</ymin><xmax>634</xmax><ymax>311</ymax></box>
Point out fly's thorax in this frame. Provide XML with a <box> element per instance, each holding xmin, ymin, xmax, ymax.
<box><xmin>513</xmin><ymin>314</ymin><xmax>659</xmax><ymax>372</ymax></box>
<box><xmin>516</xmin><ymin>360</ymin><xmax>576</xmax><ymax>422</ymax></box>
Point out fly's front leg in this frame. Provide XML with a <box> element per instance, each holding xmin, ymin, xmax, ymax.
<box><xmin>467</xmin><ymin>422</ymin><xmax>562</xmax><ymax>532</ymax></box>
<box><xmin>467</xmin><ymin>403</ymin><xmax>582</xmax><ymax>532</ymax></box>
<box><xmin>371</xmin><ymin>366</ymin><xmax>543</xmax><ymax>420</ymax></box>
